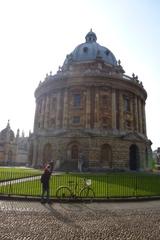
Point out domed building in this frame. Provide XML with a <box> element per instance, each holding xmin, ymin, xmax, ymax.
<box><xmin>30</xmin><ymin>30</ymin><xmax>152</xmax><ymax>171</ymax></box>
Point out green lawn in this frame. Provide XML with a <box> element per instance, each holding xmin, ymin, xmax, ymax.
<box><xmin>1</xmin><ymin>171</ymin><xmax>160</xmax><ymax>198</ymax></box>
<box><xmin>0</xmin><ymin>167</ymin><xmax>42</xmax><ymax>181</ymax></box>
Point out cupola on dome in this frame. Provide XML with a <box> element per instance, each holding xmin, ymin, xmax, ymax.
<box><xmin>63</xmin><ymin>29</ymin><xmax>117</xmax><ymax>66</ymax></box>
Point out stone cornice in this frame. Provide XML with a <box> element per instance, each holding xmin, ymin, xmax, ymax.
<box><xmin>33</xmin><ymin>128</ymin><xmax>148</xmax><ymax>140</ymax></box>
<box><xmin>35</xmin><ymin>72</ymin><xmax>147</xmax><ymax>101</ymax></box>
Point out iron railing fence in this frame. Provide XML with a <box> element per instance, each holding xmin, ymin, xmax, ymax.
<box><xmin>0</xmin><ymin>172</ymin><xmax>160</xmax><ymax>199</ymax></box>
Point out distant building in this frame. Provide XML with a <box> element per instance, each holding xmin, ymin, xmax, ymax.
<box><xmin>153</xmin><ymin>147</ymin><xmax>160</xmax><ymax>165</ymax></box>
<box><xmin>0</xmin><ymin>121</ymin><xmax>29</xmax><ymax>166</ymax></box>
<box><xmin>30</xmin><ymin>30</ymin><xmax>152</xmax><ymax>171</ymax></box>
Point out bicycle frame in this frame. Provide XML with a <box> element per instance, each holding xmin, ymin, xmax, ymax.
<box><xmin>56</xmin><ymin>178</ymin><xmax>95</xmax><ymax>201</ymax></box>
<box><xmin>68</xmin><ymin>180</ymin><xmax>79</xmax><ymax>197</ymax></box>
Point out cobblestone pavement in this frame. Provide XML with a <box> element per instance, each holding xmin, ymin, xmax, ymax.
<box><xmin>0</xmin><ymin>200</ymin><xmax>160</xmax><ymax>239</ymax></box>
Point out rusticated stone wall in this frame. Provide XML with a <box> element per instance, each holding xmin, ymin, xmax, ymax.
<box><xmin>31</xmin><ymin>132</ymin><xmax>151</xmax><ymax>171</ymax></box>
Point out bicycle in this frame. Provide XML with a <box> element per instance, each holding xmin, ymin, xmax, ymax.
<box><xmin>56</xmin><ymin>178</ymin><xmax>95</xmax><ymax>201</ymax></box>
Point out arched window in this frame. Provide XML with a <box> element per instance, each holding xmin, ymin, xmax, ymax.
<box><xmin>124</xmin><ymin>97</ymin><xmax>131</xmax><ymax>112</ymax></box>
<box><xmin>73</xmin><ymin>94</ymin><xmax>81</xmax><ymax>107</ymax></box>
<box><xmin>101</xmin><ymin>144</ymin><xmax>112</xmax><ymax>168</ymax></box>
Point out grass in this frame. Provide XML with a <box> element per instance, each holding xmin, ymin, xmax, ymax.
<box><xmin>0</xmin><ymin>167</ymin><xmax>42</xmax><ymax>181</ymax></box>
<box><xmin>1</xmin><ymin>170</ymin><xmax>160</xmax><ymax>198</ymax></box>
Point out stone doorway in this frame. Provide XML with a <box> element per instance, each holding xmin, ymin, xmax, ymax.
<box><xmin>43</xmin><ymin>143</ymin><xmax>52</xmax><ymax>166</ymax></box>
<box><xmin>64</xmin><ymin>143</ymin><xmax>79</xmax><ymax>171</ymax></box>
<box><xmin>100</xmin><ymin>144</ymin><xmax>112</xmax><ymax>168</ymax></box>
<box><xmin>129</xmin><ymin>144</ymin><xmax>139</xmax><ymax>170</ymax></box>
<box><xmin>71</xmin><ymin>145</ymin><xmax>79</xmax><ymax>169</ymax></box>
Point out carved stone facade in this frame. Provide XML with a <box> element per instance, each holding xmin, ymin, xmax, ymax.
<box><xmin>0</xmin><ymin>121</ymin><xmax>29</xmax><ymax>166</ymax></box>
<box><xmin>30</xmin><ymin>30</ymin><xmax>152</xmax><ymax>171</ymax></box>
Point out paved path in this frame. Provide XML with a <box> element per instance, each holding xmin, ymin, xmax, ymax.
<box><xmin>0</xmin><ymin>199</ymin><xmax>160</xmax><ymax>239</ymax></box>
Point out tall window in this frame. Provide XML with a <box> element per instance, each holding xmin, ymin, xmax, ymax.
<box><xmin>124</xmin><ymin>97</ymin><xmax>131</xmax><ymax>112</ymax></box>
<box><xmin>72</xmin><ymin>116</ymin><xmax>80</xmax><ymax>124</ymax></box>
<box><xmin>73</xmin><ymin>94</ymin><xmax>81</xmax><ymax>107</ymax></box>
<box><xmin>52</xmin><ymin>98</ymin><xmax>56</xmax><ymax>110</ymax></box>
<box><xmin>39</xmin><ymin>100</ymin><xmax>42</xmax><ymax>113</ymax></box>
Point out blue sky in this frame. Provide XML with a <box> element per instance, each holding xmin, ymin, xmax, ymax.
<box><xmin>0</xmin><ymin>0</ymin><xmax>159</xmax><ymax>150</ymax></box>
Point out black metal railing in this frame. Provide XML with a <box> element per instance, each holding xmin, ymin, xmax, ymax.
<box><xmin>0</xmin><ymin>171</ymin><xmax>160</xmax><ymax>200</ymax></box>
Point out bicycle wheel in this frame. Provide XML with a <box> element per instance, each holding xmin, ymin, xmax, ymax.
<box><xmin>80</xmin><ymin>187</ymin><xmax>95</xmax><ymax>201</ymax></box>
<box><xmin>56</xmin><ymin>186</ymin><xmax>72</xmax><ymax>201</ymax></box>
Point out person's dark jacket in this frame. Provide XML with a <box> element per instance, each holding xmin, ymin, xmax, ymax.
<box><xmin>41</xmin><ymin>170</ymin><xmax>51</xmax><ymax>189</ymax></box>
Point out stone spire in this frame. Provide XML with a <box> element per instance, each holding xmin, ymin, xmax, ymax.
<box><xmin>6</xmin><ymin>120</ymin><xmax>10</xmax><ymax>129</ymax></box>
<box><xmin>16</xmin><ymin>129</ymin><xmax>20</xmax><ymax>138</ymax></box>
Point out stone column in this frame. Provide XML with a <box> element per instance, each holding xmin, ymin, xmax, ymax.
<box><xmin>119</xmin><ymin>93</ymin><xmax>124</xmax><ymax>130</ymax></box>
<box><xmin>63</xmin><ymin>89</ymin><xmax>68</xmax><ymax>128</ymax></box>
<box><xmin>49</xmin><ymin>95</ymin><xmax>56</xmax><ymax>126</ymax></box>
<box><xmin>49</xmin><ymin>95</ymin><xmax>54</xmax><ymax>128</ymax></box>
<box><xmin>138</xmin><ymin>98</ymin><xmax>143</xmax><ymax>133</ymax></box>
<box><xmin>38</xmin><ymin>141</ymin><xmax>44</xmax><ymax>165</ymax></box>
<box><xmin>142</xmin><ymin>101</ymin><xmax>147</xmax><ymax>135</ymax></box>
<box><xmin>112</xmin><ymin>89</ymin><xmax>116</xmax><ymax>129</ymax></box>
<box><xmin>85</xmin><ymin>88</ymin><xmax>91</xmax><ymax>128</ymax></box>
<box><xmin>90</xmin><ymin>87</ymin><xmax>95</xmax><ymax>128</ymax></box>
<box><xmin>94</xmin><ymin>88</ymin><xmax>99</xmax><ymax>128</ymax></box>
<box><xmin>134</xmin><ymin>95</ymin><xmax>138</xmax><ymax>131</ymax></box>
<box><xmin>115</xmin><ymin>90</ymin><xmax>120</xmax><ymax>130</ymax></box>
<box><xmin>41</xmin><ymin>98</ymin><xmax>46</xmax><ymax>129</ymax></box>
<box><xmin>144</xmin><ymin>103</ymin><xmax>147</xmax><ymax>136</ymax></box>
<box><xmin>56</xmin><ymin>91</ymin><xmax>61</xmax><ymax>128</ymax></box>
<box><xmin>44</xmin><ymin>96</ymin><xmax>49</xmax><ymax>129</ymax></box>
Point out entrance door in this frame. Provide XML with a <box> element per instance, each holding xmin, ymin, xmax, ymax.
<box><xmin>129</xmin><ymin>144</ymin><xmax>139</xmax><ymax>170</ymax></box>
<box><xmin>43</xmin><ymin>143</ymin><xmax>52</xmax><ymax>166</ymax></box>
<box><xmin>70</xmin><ymin>145</ymin><xmax>79</xmax><ymax>170</ymax></box>
<box><xmin>101</xmin><ymin>144</ymin><xmax>112</xmax><ymax>168</ymax></box>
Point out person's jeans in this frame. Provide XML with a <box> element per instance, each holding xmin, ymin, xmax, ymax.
<box><xmin>41</xmin><ymin>185</ymin><xmax>49</xmax><ymax>202</ymax></box>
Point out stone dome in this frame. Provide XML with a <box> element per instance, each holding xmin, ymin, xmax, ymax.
<box><xmin>63</xmin><ymin>29</ymin><xmax>117</xmax><ymax>67</ymax></box>
<box><xmin>0</xmin><ymin>121</ymin><xmax>15</xmax><ymax>141</ymax></box>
